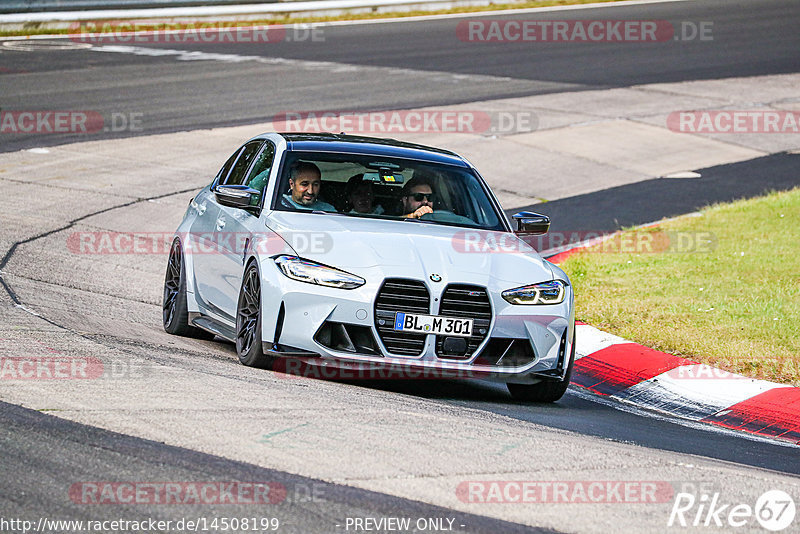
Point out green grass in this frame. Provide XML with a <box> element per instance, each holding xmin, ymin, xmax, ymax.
<box><xmin>559</xmin><ymin>188</ymin><xmax>800</xmax><ymax>386</ymax></box>
<box><xmin>0</xmin><ymin>0</ymin><xmax>626</xmax><ymax>37</ymax></box>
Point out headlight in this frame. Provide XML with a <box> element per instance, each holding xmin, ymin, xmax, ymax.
<box><xmin>274</xmin><ymin>255</ymin><xmax>365</xmax><ymax>289</ymax></box>
<box><xmin>502</xmin><ymin>280</ymin><xmax>567</xmax><ymax>305</ymax></box>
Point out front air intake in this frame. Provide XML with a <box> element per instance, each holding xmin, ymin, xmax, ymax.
<box><xmin>374</xmin><ymin>279</ymin><xmax>430</xmax><ymax>356</ymax></box>
<box><xmin>435</xmin><ymin>284</ymin><xmax>492</xmax><ymax>360</ymax></box>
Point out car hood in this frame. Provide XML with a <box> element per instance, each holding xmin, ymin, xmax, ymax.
<box><xmin>265</xmin><ymin>212</ymin><xmax>554</xmax><ymax>286</ymax></box>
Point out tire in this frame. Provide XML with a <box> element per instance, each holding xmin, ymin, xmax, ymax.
<box><xmin>236</xmin><ymin>262</ymin><xmax>274</xmax><ymax>369</ymax></box>
<box><xmin>507</xmin><ymin>327</ymin><xmax>576</xmax><ymax>403</ymax></box>
<box><xmin>163</xmin><ymin>239</ymin><xmax>215</xmax><ymax>339</ymax></box>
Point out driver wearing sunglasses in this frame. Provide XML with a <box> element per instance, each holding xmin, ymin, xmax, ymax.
<box><xmin>400</xmin><ymin>176</ymin><xmax>436</xmax><ymax>219</ymax></box>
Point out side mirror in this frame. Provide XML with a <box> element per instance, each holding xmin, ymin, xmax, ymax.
<box><xmin>215</xmin><ymin>185</ymin><xmax>261</xmax><ymax>213</ymax></box>
<box><xmin>512</xmin><ymin>211</ymin><xmax>550</xmax><ymax>235</ymax></box>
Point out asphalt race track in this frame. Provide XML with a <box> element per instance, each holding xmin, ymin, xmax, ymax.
<box><xmin>1</xmin><ymin>0</ymin><xmax>799</xmax><ymax>532</ymax></box>
<box><xmin>0</xmin><ymin>402</ymin><xmax>548</xmax><ymax>534</ymax></box>
<box><xmin>1</xmin><ymin>0</ymin><xmax>799</xmax><ymax>151</ymax></box>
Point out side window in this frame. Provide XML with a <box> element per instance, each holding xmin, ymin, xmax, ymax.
<box><xmin>245</xmin><ymin>142</ymin><xmax>276</xmax><ymax>195</ymax></box>
<box><xmin>221</xmin><ymin>141</ymin><xmax>263</xmax><ymax>187</ymax></box>
<box><xmin>214</xmin><ymin>150</ymin><xmax>240</xmax><ymax>186</ymax></box>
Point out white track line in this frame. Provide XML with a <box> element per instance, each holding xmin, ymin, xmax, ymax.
<box><xmin>0</xmin><ymin>0</ymin><xmax>693</xmax><ymax>32</ymax></box>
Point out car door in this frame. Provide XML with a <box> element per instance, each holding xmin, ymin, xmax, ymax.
<box><xmin>208</xmin><ymin>140</ymin><xmax>273</xmax><ymax>321</ymax></box>
<box><xmin>188</xmin><ymin>150</ymin><xmax>238</xmax><ymax>313</ymax></box>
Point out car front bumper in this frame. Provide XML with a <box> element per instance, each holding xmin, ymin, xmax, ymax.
<box><xmin>259</xmin><ymin>265</ymin><xmax>575</xmax><ymax>384</ymax></box>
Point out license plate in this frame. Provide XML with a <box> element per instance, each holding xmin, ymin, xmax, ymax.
<box><xmin>393</xmin><ymin>312</ymin><xmax>473</xmax><ymax>337</ymax></box>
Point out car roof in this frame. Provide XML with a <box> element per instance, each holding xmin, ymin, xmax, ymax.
<box><xmin>276</xmin><ymin>133</ymin><xmax>470</xmax><ymax>168</ymax></box>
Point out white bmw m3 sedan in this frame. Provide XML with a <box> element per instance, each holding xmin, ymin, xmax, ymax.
<box><xmin>163</xmin><ymin>133</ymin><xmax>575</xmax><ymax>402</ymax></box>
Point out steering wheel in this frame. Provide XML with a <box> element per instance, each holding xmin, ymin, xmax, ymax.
<box><xmin>419</xmin><ymin>210</ymin><xmax>474</xmax><ymax>224</ymax></box>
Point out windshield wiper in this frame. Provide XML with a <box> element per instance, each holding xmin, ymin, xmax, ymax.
<box><xmin>311</xmin><ymin>210</ymin><xmax>343</xmax><ymax>215</ymax></box>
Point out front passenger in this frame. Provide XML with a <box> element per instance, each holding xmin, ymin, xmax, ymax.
<box><xmin>281</xmin><ymin>162</ymin><xmax>335</xmax><ymax>211</ymax></box>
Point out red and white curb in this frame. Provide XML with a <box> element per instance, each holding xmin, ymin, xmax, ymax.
<box><xmin>572</xmin><ymin>322</ymin><xmax>800</xmax><ymax>445</ymax></box>
<box><xmin>544</xmin><ymin>222</ymin><xmax>800</xmax><ymax>445</ymax></box>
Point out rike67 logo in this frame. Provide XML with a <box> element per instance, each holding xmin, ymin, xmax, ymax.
<box><xmin>668</xmin><ymin>489</ymin><xmax>796</xmax><ymax>531</ymax></box>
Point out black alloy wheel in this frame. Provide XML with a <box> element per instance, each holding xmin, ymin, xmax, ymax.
<box><xmin>236</xmin><ymin>263</ymin><xmax>273</xmax><ymax>368</ymax></box>
<box><xmin>162</xmin><ymin>239</ymin><xmax>214</xmax><ymax>339</ymax></box>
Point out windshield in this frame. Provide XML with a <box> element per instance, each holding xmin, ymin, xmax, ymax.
<box><xmin>272</xmin><ymin>151</ymin><xmax>506</xmax><ymax>231</ymax></box>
